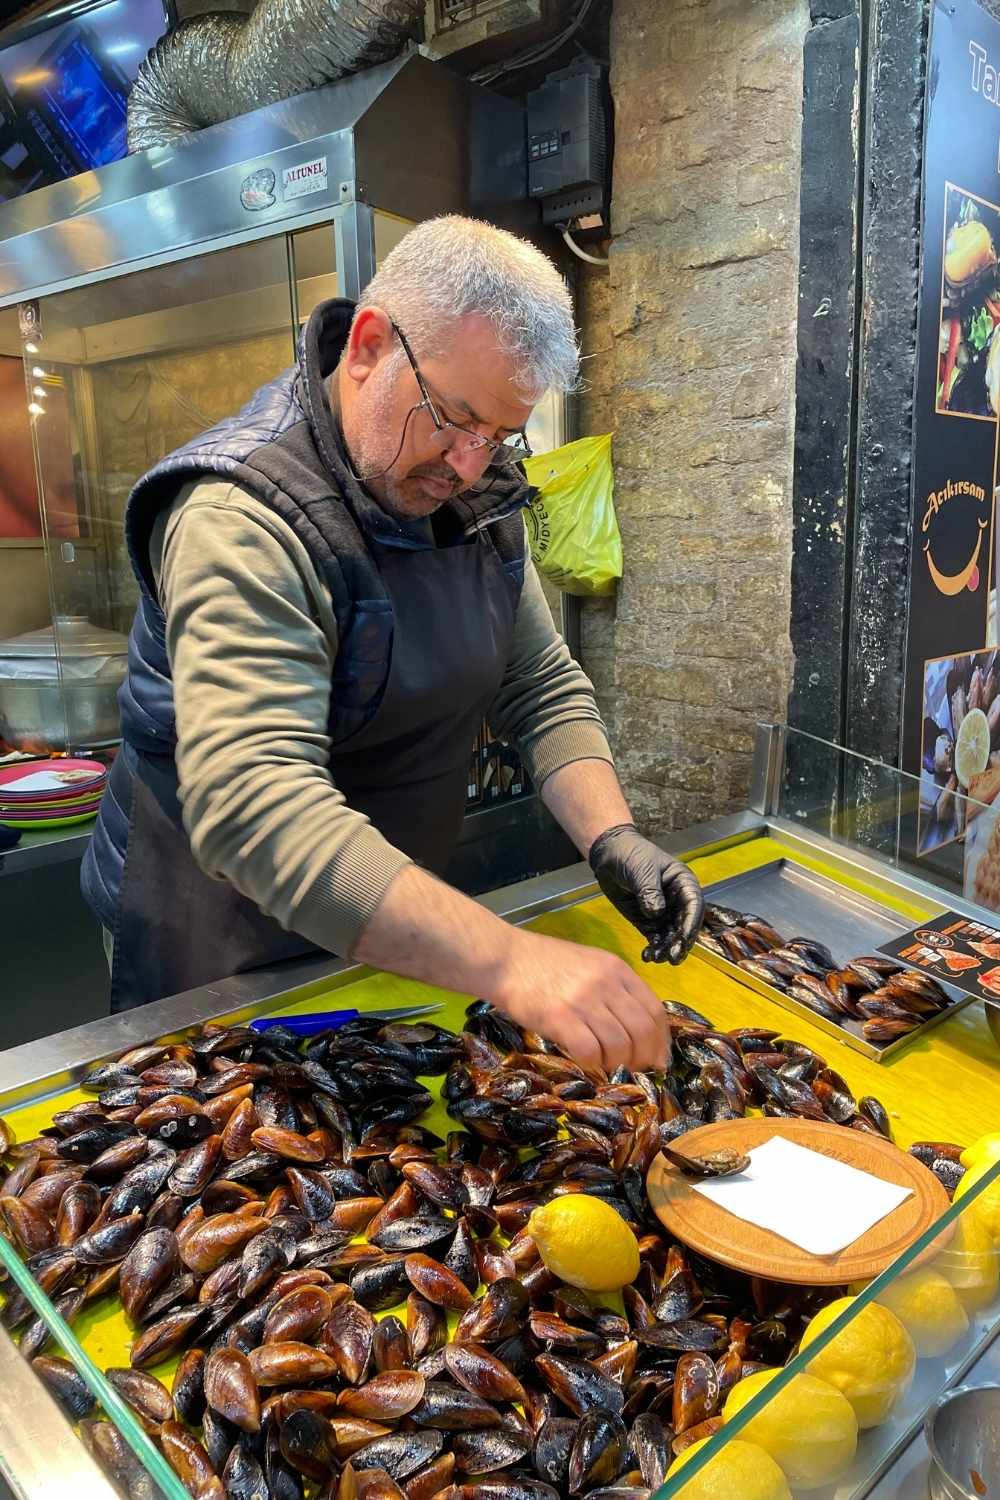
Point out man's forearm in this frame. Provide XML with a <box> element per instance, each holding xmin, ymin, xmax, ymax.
<box><xmin>349</xmin><ymin>863</ymin><xmax>510</xmax><ymax>997</ymax></box>
<box><xmin>349</xmin><ymin>861</ymin><xmax>672</xmax><ymax>1073</ymax></box>
<box><xmin>540</xmin><ymin>756</ymin><xmax>634</xmax><ymax>858</ymax></box>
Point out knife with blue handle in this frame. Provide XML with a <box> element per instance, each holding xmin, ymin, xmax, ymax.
<box><xmin>249</xmin><ymin>1002</ymin><xmax>443</xmax><ymax>1037</ymax></box>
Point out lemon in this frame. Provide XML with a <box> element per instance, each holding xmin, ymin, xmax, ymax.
<box><xmin>723</xmin><ymin>1370</ymin><xmax>858</xmax><ymax>1489</ymax></box>
<box><xmin>956</xmin><ymin>707</ymin><xmax>991</xmax><ymax>786</ymax></box>
<box><xmin>953</xmin><ymin>1162</ymin><xmax>1000</xmax><ymax>1243</ymax></box>
<box><xmin>799</xmin><ymin>1296</ymin><xmax>915</xmax><ymax>1427</ymax></box>
<box><xmin>961</xmin><ymin>1132</ymin><xmax>1000</xmax><ymax>1171</ymax></box>
<box><xmin>854</xmin><ymin>1269</ymin><xmax>969</xmax><ymax>1359</ymax></box>
<box><xmin>527</xmin><ymin>1194</ymin><xmax>639</xmax><ymax>1291</ymax></box>
<box><xmin>938</xmin><ymin>1201</ymin><xmax>1000</xmax><ymax>1310</ymax></box>
<box><xmin>667</xmin><ymin>1437</ymin><xmax>791</xmax><ymax>1499</ymax></box>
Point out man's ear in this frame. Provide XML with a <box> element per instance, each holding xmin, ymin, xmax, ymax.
<box><xmin>344</xmin><ymin>307</ymin><xmax>394</xmax><ymax>387</ymax></box>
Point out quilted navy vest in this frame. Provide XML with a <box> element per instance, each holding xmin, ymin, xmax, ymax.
<box><xmin>81</xmin><ymin>298</ymin><xmax>528</xmax><ymax>929</ymax></box>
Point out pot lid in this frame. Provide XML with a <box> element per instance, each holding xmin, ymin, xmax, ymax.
<box><xmin>0</xmin><ymin>614</ymin><xmax>128</xmax><ymax>659</ymax></box>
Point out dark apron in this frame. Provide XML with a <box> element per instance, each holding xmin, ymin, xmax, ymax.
<box><xmin>109</xmin><ymin>528</ymin><xmax>518</xmax><ymax>1010</ymax></box>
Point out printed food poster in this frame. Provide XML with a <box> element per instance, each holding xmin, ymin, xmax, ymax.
<box><xmin>938</xmin><ymin>189</ymin><xmax>1000</xmax><ymax>419</ymax></box>
<box><xmin>879</xmin><ymin>909</ymin><xmax>1000</xmax><ymax>998</ymax></box>
<box><xmin>904</xmin><ymin>0</ymin><xmax>1000</xmax><ymax>889</ymax></box>
<box><xmin>919</xmin><ymin>646</ymin><xmax>1000</xmax><ymax>854</ymax></box>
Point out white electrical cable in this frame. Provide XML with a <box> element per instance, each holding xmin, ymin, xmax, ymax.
<box><xmin>471</xmin><ymin>0</ymin><xmax>597</xmax><ymax>83</ymax></box>
<box><xmin>561</xmin><ymin>225</ymin><xmax>609</xmax><ymax>267</ymax></box>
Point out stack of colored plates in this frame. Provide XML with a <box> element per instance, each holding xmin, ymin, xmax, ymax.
<box><xmin>0</xmin><ymin>758</ymin><xmax>107</xmax><ymax>828</ymax></box>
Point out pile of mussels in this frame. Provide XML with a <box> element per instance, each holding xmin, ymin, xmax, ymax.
<box><xmin>0</xmin><ymin>999</ymin><xmax>969</xmax><ymax>1500</ymax></box>
<box><xmin>698</xmin><ymin>904</ymin><xmax>952</xmax><ymax>1044</ymax></box>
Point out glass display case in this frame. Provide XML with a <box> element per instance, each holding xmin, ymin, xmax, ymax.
<box><xmin>0</xmin><ymin>727</ymin><xmax>999</xmax><ymax>1498</ymax></box>
<box><xmin>0</xmin><ymin>223</ymin><xmax>340</xmax><ymax>754</ymax></box>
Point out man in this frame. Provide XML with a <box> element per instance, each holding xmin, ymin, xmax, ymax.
<box><xmin>83</xmin><ymin>216</ymin><xmax>703</xmax><ymax>1070</ymax></box>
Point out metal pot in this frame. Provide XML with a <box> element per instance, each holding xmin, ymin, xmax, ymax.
<box><xmin>926</xmin><ymin>1384</ymin><xmax>1000</xmax><ymax>1499</ymax></box>
<box><xmin>0</xmin><ymin>615</ymin><xmax>127</xmax><ymax>750</ymax></box>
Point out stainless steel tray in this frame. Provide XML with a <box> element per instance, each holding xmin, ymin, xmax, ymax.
<box><xmin>698</xmin><ymin>859</ymin><xmax>972</xmax><ymax>1061</ymax></box>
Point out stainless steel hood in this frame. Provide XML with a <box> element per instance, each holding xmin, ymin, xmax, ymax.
<box><xmin>0</xmin><ymin>50</ymin><xmax>527</xmax><ymax>306</ymax></box>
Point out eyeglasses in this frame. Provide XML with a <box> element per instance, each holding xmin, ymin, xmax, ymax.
<box><xmin>391</xmin><ymin>320</ymin><xmax>532</xmax><ymax>469</ymax></box>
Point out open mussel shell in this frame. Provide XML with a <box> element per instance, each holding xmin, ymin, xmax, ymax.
<box><xmin>264</xmin><ymin>1283</ymin><xmax>334</xmax><ymax>1345</ymax></box>
<box><xmin>204</xmin><ymin>1348</ymin><xmax>261</xmax><ymax>1433</ymax></box>
<box><xmin>81</xmin><ymin>1418</ymin><xmax>160</xmax><ymax>1499</ymax></box>
<box><xmin>105</xmin><ymin>1366</ymin><xmax>173</xmax><ymax>1431</ymax></box>
<box><xmin>159</xmin><ymin>1419</ymin><xmax>224</xmax><ymax>1498</ymax></box>
<box><xmin>31</xmin><ymin>1356</ymin><xmax>97</xmax><ymax>1420</ymax></box>
<box><xmin>249</xmin><ymin>1340</ymin><xmax>338</xmax><ymax>1386</ymax></box>
<box><xmin>172</xmin><ymin>1347</ymin><xmax>207</xmax><ymax>1425</ymax></box>
<box><xmin>661</xmin><ymin>1144</ymin><xmax>750</xmax><ymax>1178</ymax></box>
<box><xmin>222</xmin><ymin>1439</ymin><xmax>269</xmax><ymax>1500</ymax></box>
<box><xmin>453</xmin><ymin>1428</ymin><xmax>534</xmax><ymax>1476</ymax></box>
<box><xmin>131</xmin><ymin>1303</ymin><xmax>207</xmax><ymax>1369</ymax></box>
<box><xmin>339</xmin><ymin>1369</ymin><xmax>427</xmax><ymax>1421</ymax></box>
<box><xmin>351</xmin><ymin>1429</ymin><xmax>444</xmax><ymax>1480</ymax></box>
<box><xmin>119</xmin><ymin>1227</ymin><xmax>180</xmax><ymax>1323</ymax></box>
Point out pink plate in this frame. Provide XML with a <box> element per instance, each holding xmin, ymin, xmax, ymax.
<box><xmin>0</xmin><ymin>758</ymin><xmax>105</xmax><ymax>801</ymax></box>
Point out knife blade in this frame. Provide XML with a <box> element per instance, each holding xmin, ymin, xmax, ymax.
<box><xmin>249</xmin><ymin>1002</ymin><xmax>443</xmax><ymax>1037</ymax></box>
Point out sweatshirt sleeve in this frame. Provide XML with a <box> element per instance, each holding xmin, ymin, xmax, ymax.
<box><xmin>158</xmin><ymin>485</ymin><xmax>412</xmax><ymax>956</ymax></box>
<box><xmin>487</xmin><ymin>559</ymin><xmax>613</xmax><ymax>788</ymax></box>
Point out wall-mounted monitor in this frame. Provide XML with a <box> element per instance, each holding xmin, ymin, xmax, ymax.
<box><xmin>0</xmin><ymin>0</ymin><xmax>169</xmax><ymax>201</ymax></box>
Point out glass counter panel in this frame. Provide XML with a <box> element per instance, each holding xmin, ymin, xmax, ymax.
<box><xmin>655</xmin><ymin>1159</ymin><xmax>1000</xmax><ymax>1499</ymax></box>
<box><xmin>0</xmin><ymin>1230</ymin><xmax>185</xmax><ymax>1499</ymax></box>
<box><xmin>777</xmin><ymin>723</ymin><xmax>996</xmax><ymax>910</ymax></box>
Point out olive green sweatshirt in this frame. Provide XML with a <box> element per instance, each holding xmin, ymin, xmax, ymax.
<box><xmin>150</xmin><ymin>480</ymin><xmax>612</xmax><ymax>958</ymax></box>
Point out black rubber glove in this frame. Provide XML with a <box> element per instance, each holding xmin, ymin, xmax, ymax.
<box><xmin>589</xmin><ymin>823</ymin><xmax>704</xmax><ymax>964</ymax></box>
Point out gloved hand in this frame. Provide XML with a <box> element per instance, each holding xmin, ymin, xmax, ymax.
<box><xmin>589</xmin><ymin>823</ymin><xmax>704</xmax><ymax>964</ymax></box>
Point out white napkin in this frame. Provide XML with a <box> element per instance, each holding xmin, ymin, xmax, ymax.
<box><xmin>690</xmin><ymin>1135</ymin><xmax>913</xmax><ymax>1257</ymax></box>
<box><xmin>6</xmin><ymin>770</ymin><xmax>82</xmax><ymax>793</ymax></box>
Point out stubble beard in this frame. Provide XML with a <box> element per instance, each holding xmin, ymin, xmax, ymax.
<box><xmin>347</xmin><ymin>362</ymin><xmax>461</xmax><ymax>521</ymax></box>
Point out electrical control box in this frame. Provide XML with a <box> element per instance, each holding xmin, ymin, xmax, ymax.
<box><xmin>526</xmin><ymin>57</ymin><xmax>607</xmax><ymax>226</ymax></box>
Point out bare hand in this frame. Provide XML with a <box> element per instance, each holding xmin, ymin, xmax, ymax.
<box><xmin>491</xmin><ymin>929</ymin><xmax>671</xmax><ymax>1073</ymax></box>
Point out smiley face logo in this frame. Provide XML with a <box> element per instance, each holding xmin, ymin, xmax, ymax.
<box><xmin>924</xmin><ymin>518</ymin><xmax>989</xmax><ymax>596</ymax></box>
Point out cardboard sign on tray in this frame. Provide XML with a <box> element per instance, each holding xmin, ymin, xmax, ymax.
<box><xmin>878</xmin><ymin>909</ymin><xmax>1000</xmax><ymax>1000</ymax></box>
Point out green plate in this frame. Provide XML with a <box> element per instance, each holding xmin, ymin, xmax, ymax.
<box><xmin>0</xmin><ymin>810</ymin><xmax>98</xmax><ymax>829</ymax></box>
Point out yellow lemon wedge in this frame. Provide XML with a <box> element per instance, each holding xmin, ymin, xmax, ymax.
<box><xmin>799</xmin><ymin>1296</ymin><xmax>915</xmax><ymax>1428</ymax></box>
<box><xmin>723</xmin><ymin>1370</ymin><xmax>858</xmax><ymax>1489</ymax></box>
<box><xmin>527</xmin><ymin>1195</ymin><xmax>640</xmax><ymax>1292</ymax></box>
<box><xmin>667</xmin><ymin>1437</ymin><xmax>791</xmax><ymax>1499</ymax></box>
<box><xmin>956</xmin><ymin>707</ymin><xmax>991</xmax><ymax>786</ymax></box>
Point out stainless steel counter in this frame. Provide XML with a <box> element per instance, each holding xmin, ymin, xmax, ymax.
<box><xmin>0</xmin><ymin>824</ymin><xmax>91</xmax><ymax>879</ymax></box>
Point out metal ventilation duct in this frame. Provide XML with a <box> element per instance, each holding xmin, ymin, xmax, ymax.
<box><xmin>127</xmin><ymin>0</ymin><xmax>424</xmax><ymax>152</ymax></box>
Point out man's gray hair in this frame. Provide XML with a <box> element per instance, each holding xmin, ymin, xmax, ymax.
<box><xmin>356</xmin><ymin>215</ymin><xmax>579</xmax><ymax>398</ymax></box>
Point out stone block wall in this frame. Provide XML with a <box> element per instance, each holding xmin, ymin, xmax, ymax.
<box><xmin>578</xmin><ymin>0</ymin><xmax>809</xmax><ymax>831</ymax></box>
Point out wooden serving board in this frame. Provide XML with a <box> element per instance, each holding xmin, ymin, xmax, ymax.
<box><xmin>646</xmin><ymin>1118</ymin><xmax>952</xmax><ymax>1285</ymax></box>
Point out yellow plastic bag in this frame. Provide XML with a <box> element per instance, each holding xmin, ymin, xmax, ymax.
<box><xmin>523</xmin><ymin>433</ymin><xmax>622</xmax><ymax>596</ymax></box>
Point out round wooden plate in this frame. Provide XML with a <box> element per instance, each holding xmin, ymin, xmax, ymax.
<box><xmin>646</xmin><ymin>1118</ymin><xmax>952</xmax><ymax>1284</ymax></box>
